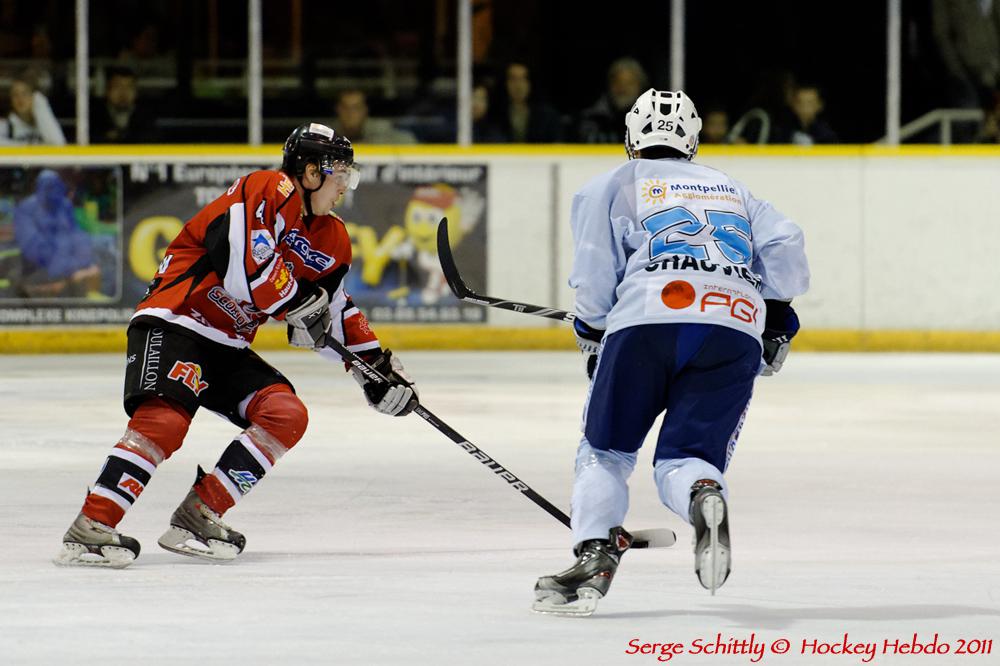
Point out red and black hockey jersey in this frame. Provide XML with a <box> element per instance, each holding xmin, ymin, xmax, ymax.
<box><xmin>132</xmin><ymin>169</ymin><xmax>379</xmax><ymax>355</ymax></box>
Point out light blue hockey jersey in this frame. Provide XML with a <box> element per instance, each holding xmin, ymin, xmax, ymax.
<box><xmin>569</xmin><ymin>158</ymin><xmax>809</xmax><ymax>343</ymax></box>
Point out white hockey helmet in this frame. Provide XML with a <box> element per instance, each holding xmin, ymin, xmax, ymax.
<box><xmin>625</xmin><ymin>88</ymin><xmax>702</xmax><ymax>160</ymax></box>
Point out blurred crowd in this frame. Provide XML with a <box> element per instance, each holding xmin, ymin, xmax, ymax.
<box><xmin>1</xmin><ymin>0</ymin><xmax>999</xmax><ymax>146</ymax></box>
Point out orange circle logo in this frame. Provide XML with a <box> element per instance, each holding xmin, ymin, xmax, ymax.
<box><xmin>661</xmin><ymin>280</ymin><xmax>696</xmax><ymax>309</ymax></box>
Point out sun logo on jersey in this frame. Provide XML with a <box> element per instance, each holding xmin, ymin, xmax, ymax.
<box><xmin>641</xmin><ymin>179</ymin><xmax>669</xmax><ymax>205</ymax></box>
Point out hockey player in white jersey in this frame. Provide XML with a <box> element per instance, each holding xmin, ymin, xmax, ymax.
<box><xmin>533</xmin><ymin>89</ymin><xmax>809</xmax><ymax>615</ymax></box>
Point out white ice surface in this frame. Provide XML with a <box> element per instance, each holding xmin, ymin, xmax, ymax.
<box><xmin>1</xmin><ymin>351</ymin><xmax>999</xmax><ymax>665</ymax></box>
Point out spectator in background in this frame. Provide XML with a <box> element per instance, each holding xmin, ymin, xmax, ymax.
<box><xmin>117</xmin><ymin>22</ymin><xmax>163</xmax><ymax>69</ymax></box>
<box><xmin>333</xmin><ymin>88</ymin><xmax>417</xmax><ymax>144</ymax></box>
<box><xmin>932</xmin><ymin>0</ymin><xmax>1000</xmax><ymax>137</ymax></box>
<box><xmin>579</xmin><ymin>57</ymin><xmax>648</xmax><ymax>143</ymax></box>
<box><xmin>771</xmin><ymin>83</ymin><xmax>838</xmax><ymax>145</ymax></box>
<box><xmin>496</xmin><ymin>62</ymin><xmax>563</xmax><ymax>143</ymax></box>
<box><xmin>699</xmin><ymin>105</ymin><xmax>737</xmax><ymax>144</ymax></box>
<box><xmin>14</xmin><ymin>170</ymin><xmax>102</xmax><ymax>298</ymax></box>
<box><xmin>978</xmin><ymin>95</ymin><xmax>1000</xmax><ymax>142</ymax></box>
<box><xmin>472</xmin><ymin>80</ymin><xmax>505</xmax><ymax>143</ymax></box>
<box><xmin>0</xmin><ymin>69</ymin><xmax>65</xmax><ymax>145</ymax></box>
<box><xmin>91</xmin><ymin>66</ymin><xmax>159</xmax><ymax>144</ymax></box>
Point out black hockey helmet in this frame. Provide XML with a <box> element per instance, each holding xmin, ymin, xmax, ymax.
<box><xmin>281</xmin><ymin>122</ymin><xmax>354</xmax><ymax>177</ymax></box>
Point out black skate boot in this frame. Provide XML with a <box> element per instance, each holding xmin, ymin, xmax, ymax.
<box><xmin>532</xmin><ymin>526</ymin><xmax>633</xmax><ymax>616</ymax></box>
<box><xmin>54</xmin><ymin>512</ymin><xmax>141</xmax><ymax>568</ymax></box>
<box><xmin>690</xmin><ymin>479</ymin><xmax>730</xmax><ymax>594</ymax></box>
<box><xmin>158</xmin><ymin>468</ymin><xmax>246</xmax><ymax>561</ymax></box>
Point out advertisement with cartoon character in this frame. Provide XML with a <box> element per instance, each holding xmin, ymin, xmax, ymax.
<box><xmin>338</xmin><ymin>163</ymin><xmax>487</xmax><ymax>322</ymax></box>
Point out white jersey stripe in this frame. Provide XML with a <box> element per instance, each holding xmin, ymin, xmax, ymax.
<box><xmin>131</xmin><ymin>309</ymin><xmax>250</xmax><ymax>348</ymax></box>
<box><xmin>346</xmin><ymin>340</ymin><xmax>380</xmax><ymax>353</ymax></box>
<box><xmin>248</xmin><ymin>253</ymin><xmax>277</xmax><ymax>291</ymax></box>
<box><xmin>224</xmin><ymin>202</ymin><xmax>252</xmax><ymax>302</ymax></box>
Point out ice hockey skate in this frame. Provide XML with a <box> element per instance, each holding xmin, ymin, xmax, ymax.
<box><xmin>54</xmin><ymin>512</ymin><xmax>141</xmax><ymax>568</ymax></box>
<box><xmin>532</xmin><ymin>526</ymin><xmax>633</xmax><ymax>617</ymax></box>
<box><xmin>158</xmin><ymin>484</ymin><xmax>245</xmax><ymax>562</ymax></box>
<box><xmin>690</xmin><ymin>480</ymin><xmax>730</xmax><ymax>594</ymax></box>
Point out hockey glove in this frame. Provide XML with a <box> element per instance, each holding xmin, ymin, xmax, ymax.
<box><xmin>574</xmin><ymin>319</ymin><xmax>605</xmax><ymax>380</ymax></box>
<box><xmin>761</xmin><ymin>299</ymin><xmax>800</xmax><ymax>376</ymax></box>
<box><xmin>286</xmin><ymin>287</ymin><xmax>331</xmax><ymax>349</ymax></box>
<box><xmin>352</xmin><ymin>349</ymin><xmax>419</xmax><ymax>416</ymax></box>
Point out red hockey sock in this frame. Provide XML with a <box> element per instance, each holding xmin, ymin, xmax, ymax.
<box><xmin>193</xmin><ymin>385</ymin><xmax>308</xmax><ymax>516</ymax></box>
<box><xmin>81</xmin><ymin>398</ymin><xmax>191</xmax><ymax>527</ymax></box>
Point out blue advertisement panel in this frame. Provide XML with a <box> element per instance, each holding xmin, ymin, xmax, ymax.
<box><xmin>0</xmin><ymin>166</ymin><xmax>125</xmax><ymax>325</ymax></box>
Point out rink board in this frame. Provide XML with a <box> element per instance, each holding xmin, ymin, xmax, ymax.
<box><xmin>4</xmin><ymin>325</ymin><xmax>1000</xmax><ymax>354</ymax></box>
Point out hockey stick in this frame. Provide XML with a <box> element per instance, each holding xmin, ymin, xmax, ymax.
<box><xmin>323</xmin><ymin>336</ymin><xmax>675</xmax><ymax>549</ymax></box>
<box><xmin>437</xmin><ymin>217</ymin><xmax>576</xmax><ymax>323</ymax></box>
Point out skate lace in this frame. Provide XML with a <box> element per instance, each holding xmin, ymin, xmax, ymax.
<box><xmin>70</xmin><ymin>515</ymin><xmax>124</xmax><ymax>545</ymax></box>
<box><xmin>582</xmin><ymin>543</ymin><xmax>618</xmax><ymax>564</ymax></box>
<box><xmin>197</xmin><ymin>501</ymin><xmax>233</xmax><ymax>531</ymax></box>
<box><xmin>82</xmin><ymin>516</ymin><xmax>118</xmax><ymax>536</ymax></box>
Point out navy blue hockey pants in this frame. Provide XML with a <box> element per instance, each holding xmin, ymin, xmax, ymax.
<box><xmin>583</xmin><ymin>323</ymin><xmax>761</xmax><ymax>472</ymax></box>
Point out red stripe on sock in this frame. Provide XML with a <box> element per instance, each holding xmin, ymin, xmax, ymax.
<box><xmin>82</xmin><ymin>494</ymin><xmax>125</xmax><ymax>528</ymax></box>
<box><xmin>194</xmin><ymin>472</ymin><xmax>236</xmax><ymax>516</ymax></box>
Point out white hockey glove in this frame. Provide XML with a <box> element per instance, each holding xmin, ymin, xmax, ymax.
<box><xmin>352</xmin><ymin>349</ymin><xmax>419</xmax><ymax>416</ymax></box>
<box><xmin>285</xmin><ymin>287</ymin><xmax>331</xmax><ymax>349</ymax></box>
<box><xmin>573</xmin><ymin>318</ymin><xmax>605</xmax><ymax>380</ymax></box>
<box><xmin>761</xmin><ymin>300</ymin><xmax>800</xmax><ymax>376</ymax></box>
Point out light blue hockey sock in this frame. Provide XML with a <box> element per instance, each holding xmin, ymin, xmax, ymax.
<box><xmin>570</xmin><ymin>439</ymin><xmax>637</xmax><ymax>546</ymax></box>
<box><xmin>653</xmin><ymin>457</ymin><xmax>727</xmax><ymax>525</ymax></box>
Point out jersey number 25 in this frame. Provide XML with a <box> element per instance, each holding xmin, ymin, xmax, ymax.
<box><xmin>642</xmin><ymin>206</ymin><xmax>752</xmax><ymax>265</ymax></box>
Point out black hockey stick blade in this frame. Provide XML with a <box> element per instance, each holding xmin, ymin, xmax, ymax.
<box><xmin>322</xmin><ymin>336</ymin><xmax>674</xmax><ymax>549</ymax></box>
<box><xmin>436</xmin><ymin>217</ymin><xmax>576</xmax><ymax>323</ymax></box>
<box><xmin>436</xmin><ymin>217</ymin><xmax>475</xmax><ymax>300</ymax></box>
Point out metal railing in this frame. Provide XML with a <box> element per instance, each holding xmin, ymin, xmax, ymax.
<box><xmin>886</xmin><ymin>109</ymin><xmax>985</xmax><ymax>144</ymax></box>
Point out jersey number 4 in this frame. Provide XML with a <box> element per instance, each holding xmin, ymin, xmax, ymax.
<box><xmin>642</xmin><ymin>206</ymin><xmax>752</xmax><ymax>265</ymax></box>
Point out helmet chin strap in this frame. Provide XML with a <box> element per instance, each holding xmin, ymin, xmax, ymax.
<box><xmin>296</xmin><ymin>173</ymin><xmax>326</xmax><ymax>216</ymax></box>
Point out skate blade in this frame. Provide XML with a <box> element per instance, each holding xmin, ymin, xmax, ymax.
<box><xmin>53</xmin><ymin>542</ymin><xmax>136</xmax><ymax>569</ymax></box>
<box><xmin>157</xmin><ymin>526</ymin><xmax>240</xmax><ymax>562</ymax></box>
<box><xmin>532</xmin><ymin>587</ymin><xmax>602</xmax><ymax>617</ymax></box>
<box><xmin>696</xmin><ymin>495</ymin><xmax>730</xmax><ymax>594</ymax></box>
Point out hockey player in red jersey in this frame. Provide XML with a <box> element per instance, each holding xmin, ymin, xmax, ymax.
<box><xmin>55</xmin><ymin>123</ymin><xmax>418</xmax><ymax>568</ymax></box>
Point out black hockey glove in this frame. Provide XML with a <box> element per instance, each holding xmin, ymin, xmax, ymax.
<box><xmin>352</xmin><ymin>349</ymin><xmax>419</xmax><ymax>416</ymax></box>
<box><xmin>285</xmin><ymin>287</ymin><xmax>331</xmax><ymax>349</ymax></box>
<box><xmin>574</xmin><ymin>318</ymin><xmax>605</xmax><ymax>380</ymax></box>
<box><xmin>761</xmin><ymin>299</ymin><xmax>800</xmax><ymax>376</ymax></box>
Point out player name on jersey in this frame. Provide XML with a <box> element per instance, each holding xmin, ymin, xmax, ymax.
<box><xmin>644</xmin><ymin>255</ymin><xmax>762</xmax><ymax>290</ymax></box>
